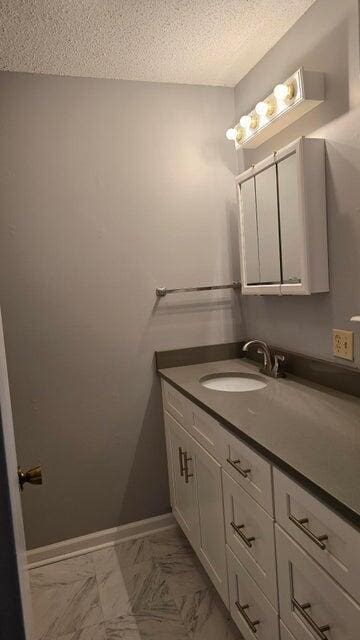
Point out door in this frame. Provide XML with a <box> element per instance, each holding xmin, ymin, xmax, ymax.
<box><xmin>255</xmin><ymin>165</ymin><xmax>281</xmax><ymax>285</ymax></box>
<box><xmin>223</xmin><ymin>470</ymin><xmax>277</xmax><ymax>608</ymax></box>
<box><xmin>277</xmin><ymin>152</ymin><xmax>302</xmax><ymax>285</ymax></box>
<box><xmin>192</xmin><ymin>438</ymin><xmax>229</xmax><ymax>606</ymax></box>
<box><xmin>165</xmin><ymin>410</ymin><xmax>199</xmax><ymax>548</ymax></box>
<box><xmin>240</xmin><ymin>177</ymin><xmax>260</xmax><ymax>285</ymax></box>
<box><xmin>0</xmin><ymin>309</ymin><xmax>33</xmax><ymax>639</ymax></box>
<box><xmin>276</xmin><ymin>525</ymin><xmax>360</xmax><ymax>640</ymax></box>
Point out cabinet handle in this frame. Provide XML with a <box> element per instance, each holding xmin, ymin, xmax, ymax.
<box><xmin>235</xmin><ymin>601</ymin><xmax>260</xmax><ymax>633</ymax></box>
<box><xmin>230</xmin><ymin>521</ymin><xmax>255</xmax><ymax>548</ymax></box>
<box><xmin>289</xmin><ymin>514</ymin><xmax>328</xmax><ymax>550</ymax></box>
<box><xmin>184</xmin><ymin>452</ymin><xmax>193</xmax><ymax>484</ymax></box>
<box><xmin>178</xmin><ymin>447</ymin><xmax>185</xmax><ymax>477</ymax></box>
<box><xmin>226</xmin><ymin>458</ymin><xmax>251</xmax><ymax>478</ymax></box>
<box><xmin>292</xmin><ymin>597</ymin><xmax>330</xmax><ymax>640</ymax></box>
<box><xmin>226</xmin><ymin>457</ymin><xmax>251</xmax><ymax>478</ymax></box>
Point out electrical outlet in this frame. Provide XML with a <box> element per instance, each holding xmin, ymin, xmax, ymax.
<box><xmin>333</xmin><ymin>329</ymin><xmax>354</xmax><ymax>361</ymax></box>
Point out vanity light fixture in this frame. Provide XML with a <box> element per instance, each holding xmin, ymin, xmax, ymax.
<box><xmin>226</xmin><ymin>67</ymin><xmax>324</xmax><ymax>149</ymax></box>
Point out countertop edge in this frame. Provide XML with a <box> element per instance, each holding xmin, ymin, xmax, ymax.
<box><xmin>159</xmin><ymin>370</ymin><xmax>360</xmax><ymax>531</ymax></box>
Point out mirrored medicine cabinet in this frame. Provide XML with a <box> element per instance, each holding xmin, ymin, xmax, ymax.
<box><xmin>236</xmin><ymin>137</ymin><xmax>329</xmax><ymax>295</ymax></box>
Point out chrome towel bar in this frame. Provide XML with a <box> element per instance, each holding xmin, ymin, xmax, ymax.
<box><xmin>156</xmin><ymin>282</ymin><xmax>241</xmax><ymax>297</ymax></box>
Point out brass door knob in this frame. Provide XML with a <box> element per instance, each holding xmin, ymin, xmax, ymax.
<box><xmin>18</xmin><ymin>465</ymin><xmax>43</xmax><ymax>491</ymax></box>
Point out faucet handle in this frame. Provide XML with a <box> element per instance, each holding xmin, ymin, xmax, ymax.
<box><xmin>256</xmin><ymin>347</ymin><xmax>269</xmax><ymax>368</ymax></box>
<box><xmin>273</xmin><ymin>354</ymin><xmax>285</xmax><ymax>378</ymax></box>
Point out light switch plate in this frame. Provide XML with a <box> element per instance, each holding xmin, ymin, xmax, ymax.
<box><xmin>333</xmin><ymin>329</ymin><xmax>354</xmax><ymax>360</ymax></box>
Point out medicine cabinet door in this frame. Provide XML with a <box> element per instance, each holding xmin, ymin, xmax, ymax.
<box><xmin>254</xmin><ymin>165</ymin><xmax>281</xmax><ymax>285</ymax></box>
<box><xmin>239</xmin><ymin>177</ymin><xmax>260</xmax><ymax>285</ymax></box>
<box><xmin>277</xmin><ymin>152</ymin><xmax>302</xmax><ymax>285</ymax></box>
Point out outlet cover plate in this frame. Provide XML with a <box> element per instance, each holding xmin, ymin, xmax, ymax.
<box><xmin>333</xmin><ymin>329</ymin><xmax>354</xmax><ymax>361</ymax></box>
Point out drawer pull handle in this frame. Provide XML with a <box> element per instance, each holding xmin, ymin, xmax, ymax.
<box><xmin>289</xmin><ymin>514</ymin><xmax>328</xmax><ymax>550</ymax></box>
<box><xmin>178</xmin><ymin>447</ymin><xmax>185</xmax><ymax>477</ymax></box>
<box><xmin>184</xmin><ymin>452</ymin><xmax>193</xmax><ymax>484</ymax></box>
<box><xmin>227</xmin><ymin>457</ymin><xmax>251</xmax><ymax>478</ymax></box>
<box><xmin>230</xmin><ymin>521</ymin><xmax>255</xmax><ymax>548</ymax></box>
<box><xmin>235</xmin><ymin>601</ymin><xmax>260</xmax><ymax>633</ymax></box>
<box><xmin>292</xmin><ymin>597</ymin><xmax>330</xmax><ymax>640</ymax></box>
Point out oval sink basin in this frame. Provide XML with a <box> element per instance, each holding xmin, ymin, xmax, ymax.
<box><xmin>200</xmin><ymin>372</ymin><xmax>267</xmax><ymax>392</ymax></box>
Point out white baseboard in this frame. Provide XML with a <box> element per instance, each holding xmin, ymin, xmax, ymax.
<box><xmin>27</xmin><ymin>512</ymin><xmax>176</xmax><ymax>569</ymax></box>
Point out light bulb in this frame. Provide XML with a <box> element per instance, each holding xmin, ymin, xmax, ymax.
<box><xmin>225</xmin><ymin>128</ymin><xmax>237</xmax><ymax>141</ymax></box>
<box><xmin>255</xmin><ymin>100</ymin><xmax>275</xmax><ymax>117</ymax></box>
<box><xmin>240</xmin><ymin>114</ymin><xmax>258</xmax><ymax>129</ymax></box>
<box><xmin>274</xmin><ymin>82</ymin><xmax>295</xmax><ymax>101</ymax></box>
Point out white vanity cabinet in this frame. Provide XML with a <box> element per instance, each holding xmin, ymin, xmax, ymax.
<box><xmin>237</xmin><ymin>137</ymin><xmax>328</xmax><ymax>295</ymax></box>
<box><xmin>161</xmin><ymin>380</ymin><xmax>360</xmax><ymax>640</ymax></box>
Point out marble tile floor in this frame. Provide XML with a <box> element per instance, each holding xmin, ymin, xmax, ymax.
<box><xmin>30</xmin><ymin>525</ymin><xmax>243</xmax><ymax>640</ymax></box>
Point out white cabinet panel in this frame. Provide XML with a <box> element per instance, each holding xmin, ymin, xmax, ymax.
<box><xmin>274</xmin><ymin>468</ymin><xmax>360</xmax><ymax>602</ymax></box>
<box><xmin>278</xmin><ymin>153</ymin><xmax>301</xmax><ymax>285</ymax></box>
<box><xmin>227</xmin><ymin>546</ymin><xmax>279</xmax><ymax>640</ymax></box>
<box><xmin>219</xmin><ymin>428</ymin><xmax>273</xmax><ymax>515</ymax></box>
<box><xmin>276</xmin><ymin>525</ymin><xmax>360</xmax><ymax>640</ymax></box>
<box><xmin>223</xmin><ymin>470</ymin><xmax>278</xmax><ymax>608</ymax></box>
<box><xmin>240</xmin><ymin>177</ymin><xmax>260</xmax><ymax>285</ymax></box>
<box><xmin>280</xmin><ymin>621</ymin><xmax>298</xmax><ymax>640</ymax></box>
<box><xmin>192</xmin><ymin>437</ymin><xmax>229</xmax><ymax>606</ymax></box>
<box><xmin>255</xmin><ymin>165</ymin><xmax>281</xmax><ymax>285</ymax></box>
<box><xmin>165</xmin><ymin>411</ymin><xmax>199</xmax><ymax>549</ymax></box>
<box><xmin>162</xmin><ymin>380</ymin><xmax>190</xmax><ymax>427</ymax></box>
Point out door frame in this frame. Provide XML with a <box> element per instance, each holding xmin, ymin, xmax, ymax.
<box><xmin>0</xmin><ymin>309</ymin><xmax>32</xmax><ymax>639</ymax></box>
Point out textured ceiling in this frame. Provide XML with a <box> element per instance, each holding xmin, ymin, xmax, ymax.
<box><xmin>0</xmin><ymin>0</ymin><xmax>315</xmax><ymax>87</ymax></box>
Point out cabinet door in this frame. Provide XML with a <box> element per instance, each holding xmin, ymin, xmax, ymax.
<box><xmin>223</xmin><ymin>470</ymin><xmax>277</xmax><ymax>608</ymax></box>
<box><xmin>274</xmin><ymin>468</ymin><xmax>360</xmax><ymax>602</ymax></box>
<box><xmin>277</xmin><ymin>153</ymin><xmax>301</xmax><ymax>285</ymax></box>
<box><xmin>280</xmin><ymin>622</ymin><xmax>297</xmax><ymax>640</ymax></box>
<box><xmin>255</xmin><ymin>165</ymin><xmax>281</xmax><ymax>284</ymax></box>
<box><xmin>240</xmin><ymin>177</ymin><xmax>260</xmax><ymax>285</ymax></box>
<box><xmin>227</xmin><ymin>546</ymin><xmax>279</xmax><ymax>640</ymax></box>
<box><xmin>165</xmin><ymin>411</ymin><xmax>199</xmax><ymax>548</ymax></box>
<box><xmin>276</xmin><ymin>526</ymin><xmax>360</xmax><ymax>640</ymax></box>
<box><xmin>192</xmin><ymin>437</ymin><xmax>229</xmax><ymax>605</ymax></box>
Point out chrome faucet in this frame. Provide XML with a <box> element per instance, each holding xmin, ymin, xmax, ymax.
<box><xmin>242</xmin><ymin>340</ymin><xmax>285</xmax><ymax>378</ymax></box>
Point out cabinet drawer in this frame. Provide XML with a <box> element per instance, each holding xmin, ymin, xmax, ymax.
<box><xmin>276</xmin><ymin>525</ymin><xmax>360</xmax><ymax>640</ymax></box>
<box><xmin>162</xmin><ymin>380</ymin><xmax>190</xmax><ymax>427</ymax></box>
<box><xmin>227</xmin><ymin>546</ymin><xmax>279</xmax><ymax>640</ymax></box>
<box><xmin>223</xmin><ymin>470</ymin><xmax>278</xmax><ymax>608</ymax></box>
<box><xmin>274</xmin><ymin>468</ymin><xmax>360</xmax><ymax>602</ymax></box>
<box><xmin>187</xmin><ymin>400</ymin><xmax>220</xmax><ymax>458</ymax></box>
<box><xmin>280</xmin><ymin>622</ymin><xmax>297</xmax><ymax>640</ymax></box>
<box><xmin>220</xmin><ymin>429</ymin><xmax>273</xmax><ymax>514</ymax></box>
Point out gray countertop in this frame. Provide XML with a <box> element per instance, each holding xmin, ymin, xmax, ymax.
<box><xmin>159</xmin><ymin>358</ymin><xmax>360</xmax><ymax>529</ymax></box>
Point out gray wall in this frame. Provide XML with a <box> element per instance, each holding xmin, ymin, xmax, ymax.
<box><xmin>0</xmin><ymin>72</ymin><xmax>240</xmax><ymax>548</ymax></box>
<box><xmin>235</xmin><ymin>0</ymin><xmax>360</xmax><ymax>365</ymax></box>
